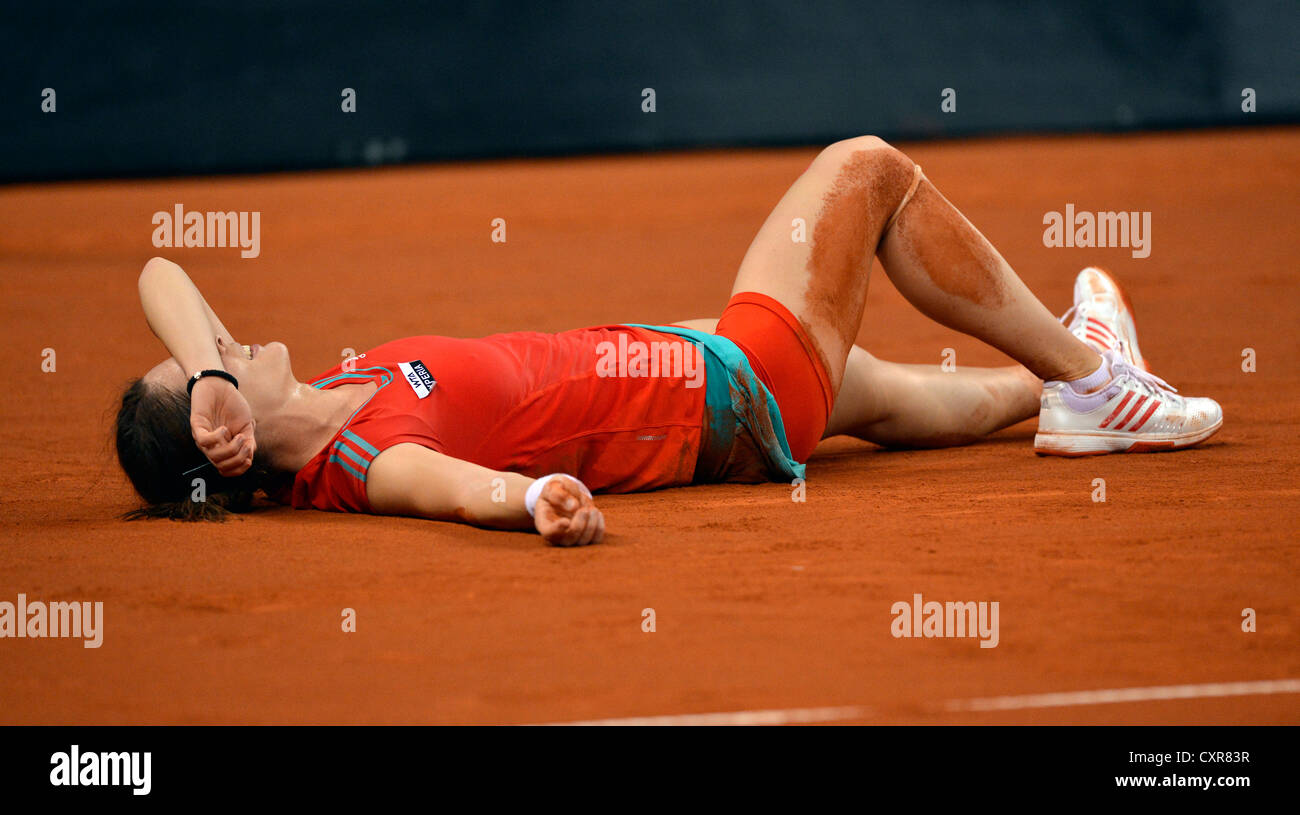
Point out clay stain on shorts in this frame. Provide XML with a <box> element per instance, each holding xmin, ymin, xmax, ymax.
<box><xmin>891</xmin><ymin>180</ymin><xmax>1009</xmax><ymax>309</ymax></box>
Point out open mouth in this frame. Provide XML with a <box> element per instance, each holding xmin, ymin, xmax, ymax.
<box><xmin>240</xmin><ymin>344</ymin><xmax>261</xmax><ymax>360</ymax></box>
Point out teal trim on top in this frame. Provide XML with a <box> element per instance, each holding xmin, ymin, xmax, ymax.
<box><xmin>625</xmin><ymin>324</ymin><xmax>805</xmax><ymax>482</ymax></box>
<box><xmin>341</xmin><ymin>429</ymin><xmax>379</xmax><ymax>456</ymax></box>
<box><xmin>310</xmin><ymin>365</ymin><xmax>394</xmax><ymax>482</ymax></box>
<box><xmin>312</xmin><ymin>365</ymin><xmax>392</xmax><ymax>390</ymax></box>
<box><xmin>333</xmin><ymin>439</ymin><xmax>371</xmax><ymax>470</ymax></box>
<box><xmin>328</xmin><ymin>451</ymin><xmax>367</xmax><ymax>483</ymax></box>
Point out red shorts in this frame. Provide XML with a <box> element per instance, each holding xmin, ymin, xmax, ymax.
<box><xmin>714</xmin><ymin>292</ymin><xmax>834</xmax><ymax>462</ymax></box>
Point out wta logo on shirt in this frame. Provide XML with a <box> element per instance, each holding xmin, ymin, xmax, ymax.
<box><xmin>398</xmin><ymin>360</ymin><xmax>436</xmax><ymax>399</ymax></box>
<box><xmin>595</xmin><ymin>334</ymin><xmax>705</xmax><ymax>388</ymax></box>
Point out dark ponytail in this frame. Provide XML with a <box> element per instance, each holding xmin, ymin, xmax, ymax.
<box><xmin>114</xmin><ymin>379</ymin><xmax>286</xmax><ymax>521</ymax></box>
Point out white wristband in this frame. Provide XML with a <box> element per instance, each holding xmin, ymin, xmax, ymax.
<box><xmin>525</xmin><ymin>473</ymin><xmax>590</xmax><ymax>517</ymax></box>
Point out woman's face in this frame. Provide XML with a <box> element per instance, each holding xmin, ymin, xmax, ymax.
<box><xmin>142</xmin><ymin>338</ymin><xmax>296</xmax><ymax>416</ymax></box>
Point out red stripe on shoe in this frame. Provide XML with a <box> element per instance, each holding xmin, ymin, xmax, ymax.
<box><xmin>1115</xmin><ymin>394</ymin><xmax>1150</xmax><ymax>430</ymax></box>
<box><xmin>1087</xmin><ymin>317</ymin><xmax>1117</xmax><ymax>340</ymax></box>
<box><xmin>1085</xmin><ymin>330</ymin><xmax>1112</xmax><ymax>349</ymax></box>
<box><xmin>1099</xmin><ymin>391</ymin><xmax>1136</xmax><ymax>428</ymax></box>
<box><xmin>1130</xmin><ymin>400</ymin><xmax>1161</xmax><ymax>432</ymax></box>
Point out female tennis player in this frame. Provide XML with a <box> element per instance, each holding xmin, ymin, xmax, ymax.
<box><xmin>115</xmin><ymin>136</ymin><xmax>1221</xmax><ymax>545</ymax></box>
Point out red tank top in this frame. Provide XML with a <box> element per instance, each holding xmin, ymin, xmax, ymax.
<box><xmin>286</xmin><ymin>326</ymin><xmax>708</xmax><ymax>512</ymax></box>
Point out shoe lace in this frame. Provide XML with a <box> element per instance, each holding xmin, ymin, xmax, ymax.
<box><xmin>1061</xmin><ymin>295</ymin><xmax>1120</xmax><ymax>330</ymax></box>
<box><xmin>1110</xmin><ymin>347</ymin><xmax>1177</xmax><ymax>397</ymax></box>
<box><xmin>1059</xmin><ymin>304</ymin><xmax>1081</xmax><ymax>329</ymax></box>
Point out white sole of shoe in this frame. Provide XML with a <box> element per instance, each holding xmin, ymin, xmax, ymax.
<box><xmin>1033</xmin><ymin>417</ymin><xmax>1223</xmax><ymax>457</ymax></box>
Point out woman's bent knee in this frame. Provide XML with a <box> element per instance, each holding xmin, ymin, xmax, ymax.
<box><xmin>809</xmin><ymin>136</ymin><xmax>915</xmax><ymax>216</ymax></box>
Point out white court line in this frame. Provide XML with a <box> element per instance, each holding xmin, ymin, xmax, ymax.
<box><xmin>944</xmin><ymin>678</ymin><xmax>1300</xmax><ymax>712</ymax></box>
<box><xmin>540</xmin><ymin>706</ymin><xmax>868</xmax><ymax>726</ymax></box>
<box><xmin>534</xmin><ymin>678</ymin><xmax>1300</xmax><ymax>725</ymax></box>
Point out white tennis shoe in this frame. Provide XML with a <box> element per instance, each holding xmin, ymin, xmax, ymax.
<box><xmin>1061</xmin><ymin>266</ymin><xmax>1148</xmax><ymax>369</ymax></box>
<box><xmin>1035</xmin><ymin>269</ymin><xmax>1223</xmax><ymax>456</ymax></box>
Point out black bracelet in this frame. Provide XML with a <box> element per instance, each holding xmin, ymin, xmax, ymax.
<box><xmin>186</xmin><ymin>369</ymin><xmax>239</xmax><ymax>396</ymax></box>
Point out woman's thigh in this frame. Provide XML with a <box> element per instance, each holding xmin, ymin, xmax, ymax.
<box><xmin>727</xmin><ymin>135</ymin><xmax>916</xmax><ymax>396</ymax></box>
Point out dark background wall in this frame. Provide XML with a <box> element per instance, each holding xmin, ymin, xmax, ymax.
<box><xmin>4</xmin><ymin>0</ymin><xmax>1298</xmax><ymax>182</ymax></box>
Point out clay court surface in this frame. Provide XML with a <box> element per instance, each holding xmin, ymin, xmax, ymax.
<box><xmin>1</xmin><ymin>128</ymin><xmax>1297</xmax><ymax>724</ymax></box>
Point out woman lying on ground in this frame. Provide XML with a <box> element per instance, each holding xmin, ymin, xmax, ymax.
<box><xmin>115</xmin><ymin>136</ymin><xmax>1222</xmax><ymax>546</ymax></box>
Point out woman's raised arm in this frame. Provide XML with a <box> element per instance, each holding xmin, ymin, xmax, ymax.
<box><xmin>138</xmin><ymin>257</ymin><xmax>234</xmax><ymax>376</ymax></box>
<box><xmin>138</xmin><ymin>256</ymin><xmax>256</xmax><ymax>476</ymax></box>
